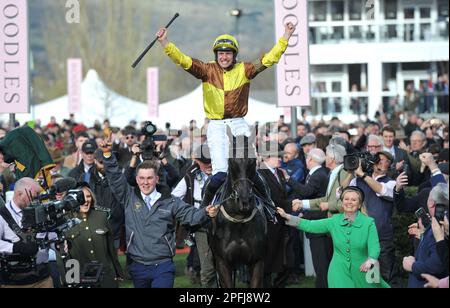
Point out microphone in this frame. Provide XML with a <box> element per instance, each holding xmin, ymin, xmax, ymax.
<box><xmin>52</xmin><ymin>178</ymin><xmax>78</xmax><ymax>194</ymax></box>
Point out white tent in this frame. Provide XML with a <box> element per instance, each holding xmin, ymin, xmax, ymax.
<box><xmin>1</xmin><ymin>70</ymin><xmax>284</xmax><ymax>129</ymax></box>
<box><xmin>154</xmin><ymin>85</ymin><xmax>284</xmax><ymax>129</ymax></box>
<box><xmin>1</xmin><ymin>69</ymin><xmax>148</xmax><ymax>128</ymax></box>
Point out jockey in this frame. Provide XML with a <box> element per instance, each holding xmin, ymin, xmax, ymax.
<box><xmin>157</xmin><ymin>22</ymin><xmax>296</xmax><ymax>222</ymax></box>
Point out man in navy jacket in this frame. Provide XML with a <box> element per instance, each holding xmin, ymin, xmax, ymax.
<box><xmin>403</xmin><ymin>183</ymin><xmax>449</xmax><ymax>288</ymax></box>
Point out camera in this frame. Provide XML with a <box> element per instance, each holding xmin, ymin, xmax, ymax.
<box><xmin>344</xmin><ymin>152</ymin><xmax>379</xmax><ymax>174</ymax></box>
<box><xmin>22</xmin><ymin>189</ymin><xmax>85</xmax><ymax>234</ymax></box>
<box><xmin>140</xmin><ymin>121</ymin><xmax>168</xmax><ymax>161</ymax></box>
<box><xmin>415</xmin><ymin>207</ymin><xmax>431</xmax><ymax>229</ymax></box>
<box><xmin>435</xmin><ymin>204</ymin><xmax>448</xmax><ymax>222</ymax></box>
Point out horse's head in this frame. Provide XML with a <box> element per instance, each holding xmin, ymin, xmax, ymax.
<box><xmin>227</xmin><ymin>131</ymin><xmax>257</xmax><ymax>214</ymax></box>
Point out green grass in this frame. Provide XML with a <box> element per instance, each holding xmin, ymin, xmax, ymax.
<box><xmin>118</xmin><ymin>253</ymin><xmax>315</xmax><ymax>288</ymax></box>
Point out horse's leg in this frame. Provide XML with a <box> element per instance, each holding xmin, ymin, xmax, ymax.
<box><xmin>249</xmin><ymin>260</ymin><xmax>265</xmax><ymax>288</ymax></box>
<box><xmin>215</xmin><ymin>257</ymin><xmax>234</xmax><ymax>288</ymax></box>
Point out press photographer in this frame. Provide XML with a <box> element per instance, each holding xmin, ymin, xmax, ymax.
<box><xmin>0</xmin><ymin>178</ymin><xmax>52</xmax><ymax>288</ymax></box>
<box><xmin>0</xmin><ymin>176</ymin><xmax>85</xmax><ymax>288</ymax></box>
<box><xmin>124</xmin><ymin>122</ymin><xmax>180</xmax><ymax>189</ymax></box>
<box><xmin>342</xmin><ymin>150</ymin><xmax>400</xmax><ymax>287</ymax></box>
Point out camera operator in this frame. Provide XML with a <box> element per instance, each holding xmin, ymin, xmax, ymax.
<box><xmin>99</xmin><ymin>136</ymin><xmax>218</xmax><ymax>288</ymax></box>
<box><xmin>403</xmin><ymin>183</ymin><xmax>448</xmax><ymax>288</ymax></box>
<box><xmin>342</xmin><ymin>151</ymin><xmax>399</xmax><ymax>287</ymax></box>
<box><xmin>0</xmin><ymin>178</ymin><xmax>53</xmax><ymax>288</ymax></box>
<box><xmin>124</xmin><ymin>128</ymin><xmax>180</xmax><ymax>190</ymax></box>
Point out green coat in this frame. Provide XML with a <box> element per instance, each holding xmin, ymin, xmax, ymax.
<box><xmin>296</xmin><ymin>212</ymin><xmax>390</xmax><ymax>288</ymax></box>
<box><xmin>61</xmin><ymin>209</ymin><xmax>123</xmax><ymax>288</ymax></box>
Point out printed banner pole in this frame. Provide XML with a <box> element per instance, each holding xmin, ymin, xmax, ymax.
<box><xmin>274</xmin><ymin>0</ymin><xmax>311</xmax><ymax>107</ymax></box>
<box><xmin>67</xmin><ymin>59</ymin><xmax>82</xmax><ymax>114</ymax></box>
<box><xmin>147</xmin><ymin>67</ymin><xmax>159</xmax><ymax>118</ymax></box>
<box><xmin>1</xmin><ymin>0</ymin><xmax>29</xmax><ymax>115</ymax></box>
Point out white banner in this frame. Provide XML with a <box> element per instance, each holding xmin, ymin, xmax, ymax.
<box><xmin>0</xmin><ymin>0</ymin><xmax>29</xmax><ymax>113</ymax></box>
<box><xmin>147</xmin><ymin>67</ymin><xmax>159</xmax><ymax>118</ymax></box>
<box><xmin>67</xmin><ymin>58</ymin><xmax>82</xmax><ymax>114</ymax></box>
<box><xmin>274</xmin><ymin>0</ymin><xmax>310</xmax><ymax>107</ymax></box>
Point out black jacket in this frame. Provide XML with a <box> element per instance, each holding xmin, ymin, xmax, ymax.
<box><xmin>288</xmin><ymin>166</ymin><xmax>329</xmax><ymax>238</ymax></box>
<box><xmin>259</xmin><ymin>167</ymin><xmax>293</xmax><ymax>274</ymax></box>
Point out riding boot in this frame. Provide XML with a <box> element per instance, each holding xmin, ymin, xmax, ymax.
<box><xmin>253</xmin><ymin>172</ymin><xmax>277</xmax><ymax>224</ymax></box>
<box><xmin>201</xmin><ymin>172</ymin><xmax>227</xmax><ymax>208</ymax></box>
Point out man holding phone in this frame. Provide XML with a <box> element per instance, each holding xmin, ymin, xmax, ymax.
<box><xmin>403</xmin><ymin>183</ymin><xmax>449</xmax><ymax>288</ymax></box>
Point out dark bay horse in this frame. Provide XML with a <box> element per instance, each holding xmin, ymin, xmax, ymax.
<box><xmin>208</xmin><ymin>135</ymin><xmax>267</xmax><ymax>288</ymax></box>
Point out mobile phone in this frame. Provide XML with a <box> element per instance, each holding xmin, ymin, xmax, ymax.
<box><xmin>403</xmin><ymin>163</ymin><xmax>409</xmax><ymax>175</ymax></box>
<box><xmin>415</xmin><ymin>207</ymin><xmax>431</xmax><ymax>229</ymax></box>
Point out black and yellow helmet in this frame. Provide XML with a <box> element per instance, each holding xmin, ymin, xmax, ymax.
<box><xmin>212</xmin><ymin>34</ymin><xmax>239</xmax><ymax>54</ymax></box>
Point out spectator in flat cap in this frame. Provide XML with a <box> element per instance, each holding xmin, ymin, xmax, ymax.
<box><xmin>171</xmin><ymin>143</ymin><xmax>216</xmax><ymax>287</ymax></box>
<box><xmin>68</xmin><ymin>140</ymin><xmax>97</xmax><ymax>184</ymax></box>
<box><xmin>299</xmin><ymin>134</ymin><xmax>316</xmax><ymax>147</ymax></box>
<box><xmin>299</xmin><ymin>133</ymin><xmax>317</xmax><ymax>168</ymax></box>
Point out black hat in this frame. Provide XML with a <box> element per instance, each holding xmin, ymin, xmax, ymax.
<box><xmin>82</xmin><ymin>140</ymin><xmax>97</xmax><ymax>154</ymax></box>
<box><xmin>76</xmin><ymin>181</ymin><xmax>91</xmax><ymax>189</ymax></box>
<box><xmin>438</xmin><ymin>162</ymin><xmax>449</xmax><ymax>175</ymax></box>
<box><xmin>194</xmin><ymin>144</ymin><xmax>211</xmax><ymax>164</ymax></box>
<box><xmin>439</xmin><ymin>149</ymin><xmax>449</xmax><ymax>163</ymax></box>
<box><xmin>340</xmin><ymin>186</ymin><xmax>365</xmax><ymax>203</ymax></box>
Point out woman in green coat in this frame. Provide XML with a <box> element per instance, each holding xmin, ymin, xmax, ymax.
<box><xmin>277</xmin><ymin>186</ymin><xmax>389</xmax><ymax>288</ymax></box>
<box><xmin>62</xmin><ymin>184</ymin><xmax>123</xmax><ymax>288</ymax></box>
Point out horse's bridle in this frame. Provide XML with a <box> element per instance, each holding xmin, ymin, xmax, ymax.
<box><xmin>213</xmin><ymin>177</ymin><xmax>259</xmax><ymax>224</ymax></box>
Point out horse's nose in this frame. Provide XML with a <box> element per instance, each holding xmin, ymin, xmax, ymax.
<box><xmin>240</xmin><ymin>201</ymin><xmax>251</xmax><ymax>212</ymax></box>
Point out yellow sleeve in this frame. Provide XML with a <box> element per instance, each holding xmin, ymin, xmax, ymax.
<box><xmin>261</xmin><ymin>37</ymin><xmax>289</xmax><ymax>67</ymax></box>
<box><xmin>164</xmin><ymin>42</ymin><xmax>193</xmax><ymax>70</ymax></box>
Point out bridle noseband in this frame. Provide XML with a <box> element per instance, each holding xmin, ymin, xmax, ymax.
<box><xmin>213</xmin><ymin>177</ymin><xmax>258</xmax><ymax>224</ymax></box>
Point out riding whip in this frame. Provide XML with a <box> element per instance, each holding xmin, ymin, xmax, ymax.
<box><xmin>131</xmin><ymin>13</ymin><xmax>180</xmax><ymax>68</ymax></box>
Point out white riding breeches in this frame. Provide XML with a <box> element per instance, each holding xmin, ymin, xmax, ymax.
<box><xmin>207</xmin><ymin>118</ymin><xmax>251</xmax><ymax>175</ymax></box>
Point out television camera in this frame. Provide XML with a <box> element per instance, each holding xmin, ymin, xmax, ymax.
<box><xmin>343</xmin><ymin>152</ymin><xmax>379</xmax><ymax>175</ymax></box>
<box><xmin>139</xmin><ymin>121</ymin><xmax>168</xmax><ymax>161</ymax></box>
<box><xmin>1</xmin><ymin>178</ymin><xmax>84</xmax><ymax>274</ymax></box>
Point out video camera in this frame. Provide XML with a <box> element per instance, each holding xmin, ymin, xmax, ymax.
<box><xmin>140</xmin><ymin>121</ymin><xmax>168</xmax><ymax>161</ymax></box>
<box><xmin>22</xmin><ymin>189</ymin><xmax>85</xmax><ymax>235</ymax></box>
<box><xmin>343</xmin><ymin>151</ymin><xmax>379</xmax><ymax>175</ymax></box>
